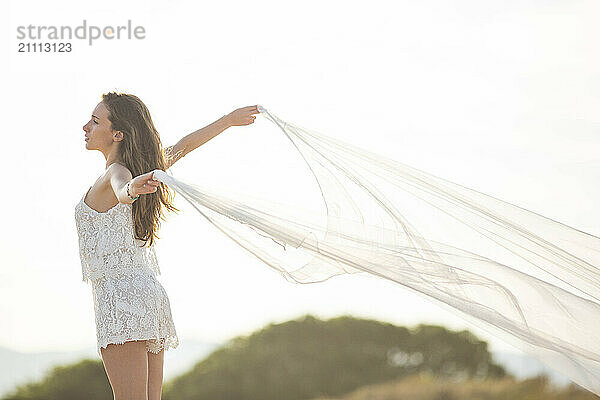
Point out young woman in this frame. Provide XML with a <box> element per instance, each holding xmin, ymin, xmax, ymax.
<box><xmin>75</xmin><ymin>92</ymin><xmax>258</xmax><ymax>400</ymax></box>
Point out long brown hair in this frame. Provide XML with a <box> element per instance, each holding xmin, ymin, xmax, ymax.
<box><xmin>102</xmin><ymin>91</ymin><xmax>179</xmax><ymax>248</ymax></box>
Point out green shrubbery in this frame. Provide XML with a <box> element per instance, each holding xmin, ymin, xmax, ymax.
<box><xmin>4</xmin><ymin>314</ymin><xmax>591</xmax><ymax>400</ymax></box>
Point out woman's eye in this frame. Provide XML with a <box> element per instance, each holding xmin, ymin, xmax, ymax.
<box><xmin>93</xmin><ymin>120</ymin><xmax>98</xmax><ymax>124</ymax></box>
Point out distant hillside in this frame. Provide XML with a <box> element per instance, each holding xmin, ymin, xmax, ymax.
<box><xmin>0</xmin><ymin>346</ymin><xmax>92</xmax><ymax>398</ymax></box>
<box><xmin>0</xmin><ymin>339</ymin><xmax>218</xmax><ymax>398</ymax></box>
<box><xmin>163</xmin><ymin>314</ymin><xmax>507</xmax><ymax>400</ymax></box>
<box><xmin>10</xmin><ymin>314</ymin><xmax>577</xmax><ymax>400</ymax></box>
<box><xmin>0</xmin><ymin>341</ymin><xmax>571</xmax><ymax>398</ymax></box>
<box><xmin>309</xmin><ymin>372</ymin><xmax>595</xmax><ymax>400</ymax></box>
<box><xmin>1</xmin><ymin>359</ymin><xmax>111</xmax><ymax>400</ymax></box>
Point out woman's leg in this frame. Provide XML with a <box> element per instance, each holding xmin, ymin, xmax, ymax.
<box><xmin>147</xmin><ymin>346</ymin><xmax>165</xmax><ymax>400</ymax></box>
<box><xmin>101</xmin><ymin>340</ymin><xmax>149</xmax><ymax>400</ymax></box>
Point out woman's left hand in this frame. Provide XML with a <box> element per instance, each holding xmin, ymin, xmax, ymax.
<box><xmin>225</xmin><ymin>105</ymin><xmax>260</xmax><ymax>126</ymax></box>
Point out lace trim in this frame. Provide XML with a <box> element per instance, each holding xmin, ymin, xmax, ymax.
<box><xmin>96</xmin><ymin>334</ymin><xmax>179</xmax><ymax>357</ymax></box>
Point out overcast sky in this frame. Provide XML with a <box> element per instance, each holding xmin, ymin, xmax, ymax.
<box><xmin>1</xmin><ymin>0</ymin><xmax>599</xmax><ymax>368</ymax></box>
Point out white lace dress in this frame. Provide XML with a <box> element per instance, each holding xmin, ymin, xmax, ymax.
<box><xmin>74</xmin><ymin>187</ymin><xmax>179</xmax><ymax>357</ymax></box>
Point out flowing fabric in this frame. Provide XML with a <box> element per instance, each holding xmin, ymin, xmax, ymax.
<box><xmin>152</xmin><ymin>105</ymin><xmax>600</xmax><ymax>395</ymax></box>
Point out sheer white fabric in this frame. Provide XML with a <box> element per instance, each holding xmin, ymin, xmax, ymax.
<box><xmin>74</xmin><ymin>190</ymin><xmax>178</xmax><ymax>356</ymax></box>
<box><xmin>152</xmin><ymin>105</ymin><xmax>600</xmax><ymax>395</ymax></box>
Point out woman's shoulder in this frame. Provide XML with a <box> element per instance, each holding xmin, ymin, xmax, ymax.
<box><xmin>105</xmin><ymin>162</ymin><xmax>133</xmax><ymax>178</ymax></box>
<box><xmin>97</xmin><ymin>162</ymin><xmax>134</xmax><ymax>194</ymax></box>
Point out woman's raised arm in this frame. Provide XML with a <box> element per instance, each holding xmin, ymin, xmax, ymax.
<box><xmin>163</xmin><ymin>105</ymin><xmax>259</xmax><ymax>169</ymax></box>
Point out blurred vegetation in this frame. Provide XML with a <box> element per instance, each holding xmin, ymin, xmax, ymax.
<box><xmin>312</xmin><ymin>372</ymin><xmax>597</xmax><ymax>400</ymax></box>
<box><xmin>162</xmin><ymin>314</ymin><xmax>506</xmax><ymax>400</ymax></box>
<box><xmin>2</xmin><ymin>314</ymin><xmax>593</xmax><ymax>400</ymax></box>
<box><xmin>2</xmin><ymin>359</ymin><xmax>111</xmax><ymax>400</ymax></box>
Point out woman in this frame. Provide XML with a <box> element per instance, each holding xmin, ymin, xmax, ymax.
<box><xmin>75</xmin><ymin>91</ymin><xmax>258</xmax><ymax>400</ymax></box>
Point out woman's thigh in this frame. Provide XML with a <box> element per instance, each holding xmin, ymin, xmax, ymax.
<box><xmin>101</xmin><ymin>340</ymin><xmax>149</xmax><ymax>400</ymax></box>
<box><xmin>147</xmin><ymin>347</ymin><xmax>165</xmax><ymax>400</ymax></box>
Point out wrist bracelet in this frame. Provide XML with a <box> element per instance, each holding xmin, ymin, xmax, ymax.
<box><xmin>127</xmin><ymin>182</ymin><xmax>140</xmax><ymax>201</ymax></box>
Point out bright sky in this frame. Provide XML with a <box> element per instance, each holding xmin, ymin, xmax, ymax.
<box><xmin>1</xmin><ymin>0</ymin><xmax>599</xmax><ymax>360</ymax></box>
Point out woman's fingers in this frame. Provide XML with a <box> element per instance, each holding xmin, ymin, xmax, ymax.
<box><xmin>139</xmin><ymin>182</ymin><xmax>158</xmax><ymax>194</ymax></box>
<box><xmin>240</xmin><ymin>105</ymin><xmax>258</xmax><ymax>111</ymax></box>
<box><xmin>131</xmin><ymin>171</ymin><xmax>162</xmax><ymax>196</ymax></box>
<box><xmin>227</xmin><ymin>105</ymin><xmax>260</xmax><ymax>126</ymax></box>
<box><xmin>147</xmin><ymin>171</ymin><xmax>161</xmax><ymax>185</ymax></box>
<box><xmin>144</xmin><ymin>177</ymin><xmax>160</xmax><ymax>188</ymax></box>
<box><xmin>240</xmin><ymin>105</ymin><xmax>259</xmax><ymax>117</ymax></box>
<box><xmin>244</xmin><ymin>106</ymin><xmax>258</xmax><ymax>124</ymax></box>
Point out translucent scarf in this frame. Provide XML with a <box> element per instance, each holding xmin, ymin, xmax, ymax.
<box><xmin>152</xmin><ymin>105</ymin><xmax>600</xmax><ymax>395</ymax></box>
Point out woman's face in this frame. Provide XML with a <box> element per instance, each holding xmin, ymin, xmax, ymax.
<box><xmin>82</xmin><ymin>102</ymin><xmax>120</xmax><ymax>151</ymax></box>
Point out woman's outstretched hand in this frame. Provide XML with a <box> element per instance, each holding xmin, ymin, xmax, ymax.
<box><xmin>130</xmin><ymin>170</ymin><xmax>161</xmax><ymax>197</ymax></box>
<box><xmin>226</xmin><ymin>105</ymin><xmax>260</xmax><ymax>126</ymax></box>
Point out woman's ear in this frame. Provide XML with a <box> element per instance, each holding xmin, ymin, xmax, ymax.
<box><xmin>113</xmin><ymin>130</ymin><xmax>124</xmax><ymax>142</ymax></box>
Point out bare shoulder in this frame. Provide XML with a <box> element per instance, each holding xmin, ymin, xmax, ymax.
<box><xmin>102</xmin><ymin>162</ymin><xmax>134</xmax><ymax>194</ymax></box>
<box><xmin>105</xmin><ymin>162</ymin><xmax>133</xmax><ymax>180</ymax></box>
<box><xmin>86</xmin><ymin>163</ymin><xmax>133</xmax><ymax>208</ymax></box>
